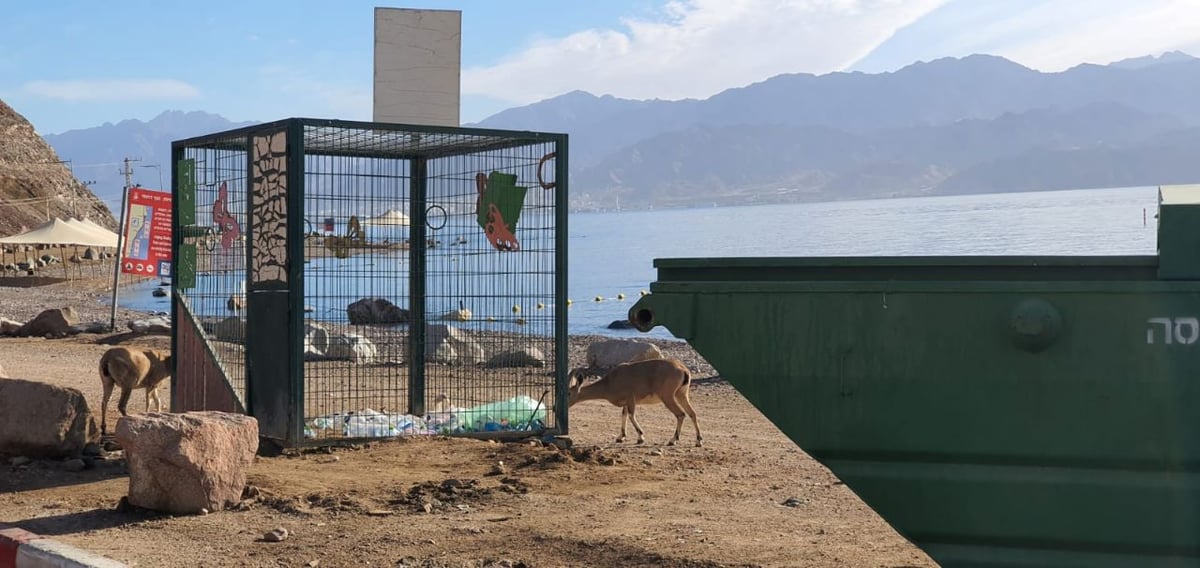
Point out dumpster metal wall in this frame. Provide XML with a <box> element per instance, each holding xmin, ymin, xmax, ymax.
<box><xmin>629</xmin><ymin>186</ymin><xmax>1200</xmax><ymax>567</ymax></box>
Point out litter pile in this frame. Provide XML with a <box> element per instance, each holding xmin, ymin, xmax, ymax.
<box><xmin>304</xmin><ymin>395</ymin><xmax>548</xmax><ymax>439</ymax></box>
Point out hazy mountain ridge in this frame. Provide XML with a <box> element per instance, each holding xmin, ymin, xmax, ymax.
<box><xmin>37</xmin><ymin>51</ymin><xmax>1200</xmax><ymax>212</ymax></box>
<box><xmin>43</xmin><ymin>111</ymin><xmax>258</xmax><ymax>207</ymax></box>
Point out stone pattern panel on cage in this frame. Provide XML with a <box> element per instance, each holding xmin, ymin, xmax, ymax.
<box><xmin>250</xmin><ymin>131</ymin><xmax>289</xmax><ymax>288</ymax></box>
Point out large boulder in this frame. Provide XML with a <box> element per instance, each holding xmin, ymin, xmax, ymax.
<box><xmin>586</xmin><ymin>339</ymin><xmax>663</xmax><ymax>370</ymax></box>
<box><xmin>71</xmin><ymin>321</ymin><xmax>111</xmax><ymax>335</ymax></box>
<box><xmin>325</xmin><ymin>332</ymin><xmax>378</xmax><ymax>365</ymax></box>
<box><xmin>211</xmin><ymin>316</ymin><xmax>245</xmax><ymax>342</ymax></box>
<box><xmin>115</xmin><ymin>411</ymin><xmax>259</xmax><ymax>514</ymax></box>
<box><xmin>347</xmin><ymin>297</ymin><xmax>409</xmax><ymax>325</ymax></box>
<box><xmin>486</xmin><ymin>347</ymin><xmax>546</xmax><ymax>369</ymax></box>
<box><xmin>129</xmin><ymin>316</ymin><xmax>171</xmax><ymax>334</ymax></box>
<box><xmin>607</xmin><ymin>319</ymin><xmax>635</xmax><ymax>330</ymax></box>
<box><xmin>17</xmin><ymin>308</ymin><xmax>78</xmax><ymax>338</ymax></box>
<box><xmin>426</xmin><ymin>324</ymin><xmax>485</xmax><ymax>366</ymax></box>
<box><xmin>302</xmin><ymin>321</ymin><xmax>331</xmax><ymax>359</ymax></box>
<box><xmin>0</xmin><ymin>378</ymin><xmax>99</xmax><ymax>457</ymax></box>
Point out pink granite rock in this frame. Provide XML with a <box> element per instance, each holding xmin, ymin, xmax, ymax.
<box><xmin>0</xmin><ymin>378</ymin><xmax>99</xmax><ymax>457</ymax></box>
<box><xmin>115</xmin><ymin>411</ymin><xmax>259</xmax><ymax>514</ymax></box>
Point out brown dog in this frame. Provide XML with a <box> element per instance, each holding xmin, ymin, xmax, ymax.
<box><xmin>98</xmin><ymin>346</ymin><xmax>173</xmax><ymax>434</ymax></box>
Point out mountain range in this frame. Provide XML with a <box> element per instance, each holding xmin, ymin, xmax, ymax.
<box><xmin>42</xmin><ymin>112</ymin><xmax>257</xmax><ymax>208</ymax></box>
<box><xmin>37</xmin><ymin>50</ymin><xmax>1200</xmax><ymax>211</ymax></box>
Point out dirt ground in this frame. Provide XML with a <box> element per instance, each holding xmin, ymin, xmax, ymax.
<box><xmin>0</xmin><ymin>331</ymin><xmax>936</xmax><ymax>568</ymax></box>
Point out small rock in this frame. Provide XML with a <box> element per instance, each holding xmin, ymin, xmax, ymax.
<box><xmin>642</xmin><ymin>459</ymin><xmax>654</xmax><ymax>466</ymax></box>
<box><xmin>650</xmin><ymin>448</ymin><xmax>664</xmax><ymax>456</ymax></box>
<box><xmin>263</xmin><ymin>527</ymin><xmax>289</xmax><ymax>542</ymax></box>
<box><xmin>422</xmin><ymin>503</ymin><xmax>433</xmax><ymax>514</ymax></box>
<box><xmin>366</xmin><ymin>510</ymin><xmax>392</xmax><ymax>517</ymax></box>
<box><xmin>307</xmin><ymin>561</ymin><xmax>320</xmax><ymax>568</ymax></box>
<box><xmin>63</xmin><ymin>458</ymin><xmax>86</xmax><ymax>472</ymax></box>
<box><xmin>199</xmin><ymin>508</ymin><xmax>210</xmax><ymax>515</ymax></box>
<box><xmin>782</xmin><ymin>497</ymin><xmax>804</xmax><ymax>507</ymax></box>
<box><xmin>486</xmin><ymin>461</ymin><xmax>508</xmax><ymax>476</ymax></box>
<box><xmin>103</xmin><ymin>440</ymin><xmax>122</xmax><ymax>452</ymax></box>
<box><xmin>10</xmin><ymin>456</ymin><xmax>31</xmax><ymax>467</ymax></box>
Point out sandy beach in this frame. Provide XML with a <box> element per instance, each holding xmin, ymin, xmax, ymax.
<box><xmin>0</xmin><ymin>277</ymin><xmax>933</xmax><ymax>567</ymax></box>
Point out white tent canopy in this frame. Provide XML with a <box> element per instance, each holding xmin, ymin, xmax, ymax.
<box><xmin>0</xmin><ymin>217</ymin><xmax>119</xmax><ymax>248</ymax></box>
<box><xmin>362</xmin><ymin>209</ymin><xmax>410</xmax><ymax>226</ymax></box>
<box><xmin>65</xmin><ymin>218</ymin><xmax>120</xmax><ymax>245</ymax></box>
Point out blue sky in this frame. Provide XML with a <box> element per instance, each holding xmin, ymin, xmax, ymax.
<box><xmin>3</xmin><ymin>0</ymin><xmax>1200</xmax><ymax>135</ymax></box>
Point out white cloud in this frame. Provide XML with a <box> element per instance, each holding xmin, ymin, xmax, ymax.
<box><xmin>462</xmin><ymin>0</ymin><xmax>950</xmax><ymax>105</ymax></box>
<box><xmin>856</xmin><ymin>0</ymin><xmax>1200</xmax><ymax>73</ymax></box>
<box><xmin>21</xmin><ymin>79</ymin><xmax>200</xmax><ymax>102</ymax></box>
<box><xmin>992</xmin><ymin>0</ymin><xmax>1200</xmax><ymax>71</ymax></box>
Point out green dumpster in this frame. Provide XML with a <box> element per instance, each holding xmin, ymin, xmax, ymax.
<box><xmin>629</xmin><ymin>185</ymin><xmax>1200</xmax><ymax>567</ymax></box>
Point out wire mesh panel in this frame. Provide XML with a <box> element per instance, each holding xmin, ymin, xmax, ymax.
<box><xmin>301</xmin><ymin>148</ymin><xmax>413</xmax><ymax>439</ymax></box>
<box><xmin>299</xmin><ymin>123</ymin><xmax>565</xmax><ymax>443</ymax></box>
<box><xmin>173</xmin><ymin>118</ymin><xmax>567</xmax><ymax>447</ymax></box>
<box><xmin>419</xmin><ymin>144</ymin><xmax>560</xmax><ymax>433</ymax></box>
<box><xmin>171</xmin><ymin>133</ymin><xmax>250</xmax><ymax>410</ymax></box>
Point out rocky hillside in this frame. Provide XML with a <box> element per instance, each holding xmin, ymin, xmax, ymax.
<box><xmin>0</xmin><ymin>100</ymin><xmax>115</xmax><ymax>236</ymax></box>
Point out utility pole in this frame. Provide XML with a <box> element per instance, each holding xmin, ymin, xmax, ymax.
<box><xmin>108</xmin><ymin>156</ymin><xmax>141</xmax><ymax>332</ymax></box>
<box><xmin>122</xmin><ymin>157</ymin><xmax>138</xmax><ymax>189</ymax></box>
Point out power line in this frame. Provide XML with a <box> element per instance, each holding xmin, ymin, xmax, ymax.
<box><xmin>0</xmin><ymin>160</ymin><xmax>126</xmax><ymax>168</ymax></box>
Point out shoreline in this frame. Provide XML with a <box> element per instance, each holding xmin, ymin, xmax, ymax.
<box><xmin>0</xmin><ymin>276</ymin><xmax>715</xmax><ymax>379</ymax></box>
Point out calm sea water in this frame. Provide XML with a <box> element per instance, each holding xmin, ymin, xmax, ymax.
<box><xmin>124</xmin><ymin>186</ymin><xmax>1162</xmax><ymax>340</ymax></box>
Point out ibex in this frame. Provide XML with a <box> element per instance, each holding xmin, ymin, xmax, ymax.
<box><xmin>98</xmin><ymin>346</ymin><xmax>173</xmax><ymax>434</ymax></box>
<box><xmin>569</xmin><ymin>357</ymin><xmax>702</xmax><ymax>447</ymax></box>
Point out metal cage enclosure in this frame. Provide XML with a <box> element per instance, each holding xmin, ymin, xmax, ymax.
<box><xmin>170</xmin><ymin>118</ymin><xmax>569</xmax><ymax>447</ymax></box>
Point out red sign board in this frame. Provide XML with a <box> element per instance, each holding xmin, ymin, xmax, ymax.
<box><xmin>121</xmin><ymin>187</ymin><xmax>173</xmax><ymax>277</ymax></box>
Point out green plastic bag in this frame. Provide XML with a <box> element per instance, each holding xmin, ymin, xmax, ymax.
<box><xmin>456</xmin><ymin>395</ymin><xmax>546</xmax><ymax>431</ymax></box>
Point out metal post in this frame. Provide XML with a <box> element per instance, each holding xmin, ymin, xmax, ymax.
<box><xmin>107</xmin><ymin>157</ymin><xmax>137</xmax><ymax>332</ymax></box>
<box><xmin>553</xmin><ymin>137</ymin><xmax>570</xmax><ymax>434</ymax></box>
<box><xmin>107</xmin><ymin>183</ymin><xmax>130</xmax><ymax>332</ymax></box>
<box><xmin>408</xmin><ymin>157</ymin><xmax>428</xmax><ymax>417</ymax></box>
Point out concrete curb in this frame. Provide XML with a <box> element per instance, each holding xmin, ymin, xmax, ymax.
<box><xmin>0</xmin><ymin>524</ymin><xmax>126</xmax><ymax>568</ymax></box>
